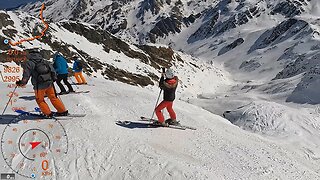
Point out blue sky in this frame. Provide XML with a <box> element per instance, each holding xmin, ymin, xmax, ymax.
<box><xmin>0</xmin><ymin>0</ymin><xmax>41</xmax><ymax>10</ymax></box>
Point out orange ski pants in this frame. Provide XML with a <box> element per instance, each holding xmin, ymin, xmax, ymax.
<box><xmin>74</xmin><ymin>72</ymin><xmax>87</xmax><ymax>84</ymax></box>
<box><xmin>155</xmin><ymin>101</ymin><xmax>176</xmax><ymax>123</ymax></box>
<box><xmin>35</xmin><ymin>86</ymin><xmax>66</xmax><ymax>115</ymax></box>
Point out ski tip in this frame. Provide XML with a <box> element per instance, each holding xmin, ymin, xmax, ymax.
<box><xmin>15</xmin><ymin>109</ymin><xmax>26</xmax><ymax>114</ymax></box>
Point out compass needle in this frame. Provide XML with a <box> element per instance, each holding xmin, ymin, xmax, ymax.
<box><xmin>30</xmin><ymin>142</ymin><xmax>41</xmax><ymax>150</ymax></box>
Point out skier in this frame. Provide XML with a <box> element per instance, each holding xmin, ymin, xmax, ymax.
<box><xmin>53</xmin><ymin>52</ymin><xmax>74</xmax><ymax>94</ymax></box>
<box><xmin>16</xmin><ymin>48</ymin><xmax>68</xmax><ymax>117</ymax></box>
<box><xmin>72</xmin><ymin>55</ymin><xmax>87</xmax><ymax>85</ymax></box>
<box><xmin>154</xmin><ymin>68</ymin><xmax>179</xmax><ymax>126</ymax></box>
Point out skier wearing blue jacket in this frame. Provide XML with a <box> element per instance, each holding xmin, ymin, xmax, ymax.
<box><xmin>53</xmin><ymin>52</ymin><xmax>74</xmax><ymax>94</ymax></box>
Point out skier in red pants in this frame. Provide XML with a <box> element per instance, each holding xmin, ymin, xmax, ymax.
<box><xmin>154</xmin><ymin>68</ymin><xmax>179</xmax><ymax>126</ymax></box>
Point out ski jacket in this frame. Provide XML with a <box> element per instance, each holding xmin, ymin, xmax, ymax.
<box><xmin>53</xmin><ymin>54</ymin><xmax>69</xmax><ymax>75</ymax></box>
<box><xmin>72</xmin><ymin>59</ymin><xmax>82</xmax><ymax>73</ymax></box>
<box><xmin>159</xmin><ymin>76</ymin><xmax>178</xmax><ymax>102</ymax></box>
<box><xmin>21</xmin><ymin>52</ymin><xmax>57</xmax><ymax>90</ymax></box>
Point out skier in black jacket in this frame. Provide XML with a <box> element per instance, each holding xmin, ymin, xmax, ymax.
<box><xmin>155</xmin><ymin>68</ymin><xmax>179</xmax><ymax>126</ymax></box>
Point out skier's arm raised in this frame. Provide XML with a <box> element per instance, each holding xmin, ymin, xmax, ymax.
<box><xmin>159</xmin><ymin>74</ymin><xmax>166</xmax><ymax>89</ymax></box>
<box><xmin>16</xmin><ymin>61</ymin><xmax>34</xmax><ymax>86</ymax></box>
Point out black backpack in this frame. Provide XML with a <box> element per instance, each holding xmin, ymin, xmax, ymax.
<box><xmin>33</xmin><ymin>60</ymin><xmax>54</xmax><ymax>83</ymax></box>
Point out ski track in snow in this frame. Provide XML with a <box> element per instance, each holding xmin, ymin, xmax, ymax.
<box><xmin>0</xmin><ymin>77</ymin><xmax>319</xmax><ymax>180</ymax></box>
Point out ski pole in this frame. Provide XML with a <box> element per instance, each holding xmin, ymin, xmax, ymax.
<box><xmin>69</xmin><ymin>76</ymin><xmax>79</xmax><ymax>89</ymax></box>
<box><xmin>0</xmin><ymin>71</ymin><xmax>4</xmax><ymax>82</ymax></box>
<box><xmin>150</xmin><ymin>89</ymin><xmax>162</xmax><ymax>121</ymax></box>
<box><xmin>150</xmin><ymin>67</ymin><xmax>166</xmax><ymax>121</ymax></box>
<box><xmin>1</xmin><ymin>86</ymin><xmax>18</xmax><ymax>116</ymax></box>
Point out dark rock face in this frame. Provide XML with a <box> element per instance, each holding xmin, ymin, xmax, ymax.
<box><xmin>0</xmin><ymin>13</ymin><xmax>14</xmax><ymax>52</ymax></box>
<box><xmin>58</xmin><ymin>22</ymin><xmax>177</xmax><ymax>85</ymax></box>
<box><xmin>248</xmin><ymin>19</ymin><xmax>309</xmax><ymax>53</ymax></box>
<box><xmin>136</xmin><ymin>0</ymin><xmax>167</xmax><ymax>20</ymax></box>
<box><xmin>273</xmin><ymin>51</ymin><xmax>317</xmax><ymax>80</ymax></box>
<box><xmin>137</xmin><ymin>45</ymin><xmax>175</xmax><ymax>69</ymax></box>
<box><xmin>70</xmin><ymin>0</ymin><xmax>87</xmax><ymax>21</ymax></box>
<box><xmin>271</xmin><ymin>0</ymin><xmax>308</xmax><ymax>18</ymax></box>
<box><xmin>187</xmin><ymin>10</ymin><xmax>220</xmax><ymax>43</ymax></box>
<box><xmin>149</xmin><ymin>16</ymin><xmax>182</xmax><ymax>43</ymax></box>
<box><xmin>148</xmin><ymin>12</ymin><xmax>201</xmax><ymax>43</ymax></box>
<box><xmin>102</xmin><ymin>64</ymin><xmax>155</xmax><ymax>86</ymax></box>
<box><xmin>2</xmin><ymin>29</ymin><xmax>18</xmax><ymax>39</ymax></box>
<box><xmin>239</xmin><ymin>59</ymin><xmax>261</xmax><ymax>72</ymax></box>
<box><xmin>0</xmin><ymin>13</ymin><xmax>14</xmax><ymax>29</ymax></box>
<box><xmin>286</xmin><ymin>65</ymin><xmax>320</xmax><ymax>104</ymax></box>
<box><xmin>218</xmin><ymin>38</ymin><xmax>244</xmax><ymax>56</ymax></box>
<box><xmin>188</xmin><ymin>0</ymin><xmax>260</xmax><ymax>43</ymax></box>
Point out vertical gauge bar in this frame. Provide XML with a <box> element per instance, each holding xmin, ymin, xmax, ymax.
<box><xmin>0</xmin><ymin>173</ymin><xmax>15</xmax><ymax>179</ymax></box>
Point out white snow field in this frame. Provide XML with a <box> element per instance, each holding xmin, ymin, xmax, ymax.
<box><xmin>0</xmin><ymin>76</ymin><xmax>319</xmax><ymax>180</ymax></box>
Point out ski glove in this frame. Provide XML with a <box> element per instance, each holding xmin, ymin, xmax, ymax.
<box><xmin>16</xmin><ymin>80</ymin><xmax>24</xmax><ymax>86</ymax></box>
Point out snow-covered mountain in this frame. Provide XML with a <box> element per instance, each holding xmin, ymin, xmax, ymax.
<box><xmin>0</xmin><ymin>9</ymin><xmax>227</xmax><ymax>96</ymax></box>
<box><xmin>20</xmin><ymin>0</ymin><xmax>320</xmax><ymax>103</ymax></box>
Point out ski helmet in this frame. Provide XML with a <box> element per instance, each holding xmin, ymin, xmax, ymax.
<box><xmin>165</xmin><ymin>68</ymin><xmax>174</xmax><ymax>79</ymax></box>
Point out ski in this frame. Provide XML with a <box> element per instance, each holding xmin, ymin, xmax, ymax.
<box><xmin>71</xmin><ymin>83</ymin><xmax>95</xmax><ymax>86</ymax></box>
<box><xmin>34</xmin><ymin>107</ymin><xmax>86</xmax><ymax>118</ymax></box>
<box><xmin>140</xmin><ymin>116</ymin><xmax>197</xmax><ymax>130</ymax></box>
<box><xmin>68</xmin><ymin>90</ymin><xmax>90</xmax><ymax>94</ymax></box>
<box><xmin>116</xmin><ymin>120</ymin><xmax>186</xmax><ymax>130</ymax></box>
<box><xmin>15</xmin><ymin>110</ymin><xmax>67</xmax><ymax>120</ymax></box>
<box><xmin>140</xmin><ymin>117</ymin><xmax>189</xmax><ymax>130</ymax></box>
<box><xmin>59</xmin><ymin>90</ymin><xmax>90</xmax><ymax>95</ymax></box>
<box><xmin>16</xmin><ymin>110</ymin><xmax>86</xmax><ymax>120</ymax></box>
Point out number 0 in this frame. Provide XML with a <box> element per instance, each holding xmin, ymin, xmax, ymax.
<box><xmin>42</xmin><ymin>160</ymin><xmax>49</xmax><ymax>171</ymax></box>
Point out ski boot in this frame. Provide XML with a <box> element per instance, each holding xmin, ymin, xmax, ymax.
<box><xmin>165</xmin><ymin>119</ymin><xmax>180</xmax><ymax>126</ymax></box>
<box><xmin>152</xmin><ymin>121</ymin><xmax>169</xmax><ymax>127</ymax></box>
<box><xmin>59</xmin><ymin>91</ymin><xmax>68</xmax><ymax>95</ymax></box>
<box><xmin>54</xmin><ymin>110</ymin><xmax>69</xmax><ymax>117</ymax></box>
<box><xmin>41</xmin><ymin>112</ymin><xmax>54</xmax><ymax>119</ymax></box>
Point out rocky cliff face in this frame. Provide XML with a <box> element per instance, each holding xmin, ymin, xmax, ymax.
<box><xmin>20</xmin><ymin>0</ymin><xmax>315</xmax><ymax>45</ymax></box>
<box><xmin>0</xmin><ymin>11</ymin><xmax>190</xmax><ymax>87</ymax></box>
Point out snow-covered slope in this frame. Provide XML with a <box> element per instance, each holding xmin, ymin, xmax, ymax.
<box><xmin>0</xmin><ymin>79</ymin><xmax>319</xmax><ymax>179</ymax></box>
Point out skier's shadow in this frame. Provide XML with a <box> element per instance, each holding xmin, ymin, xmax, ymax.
<box><xmin>19</xmin><ymin>95</ymin><xmax>36</xmax><ymax>101</ymax></box>
<box><xmin>0</xmin><ymin>115</ymin><xmax>18</xmax><ymax>124</ymax></box>
<box><xmin>0</xmin><ymin>114</ymin><xmax>51</xmax><ymax>125</ymax></box>
<box><xmin>115</xmin><ymin>120</ymin><xmax>159</xmax><ymax>129</ymax></box>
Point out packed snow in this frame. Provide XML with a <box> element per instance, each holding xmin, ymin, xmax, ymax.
<box><xmin>0</xmin><ymin>76</ymin><xmax>319</xmax><ymax>179</ymax></box>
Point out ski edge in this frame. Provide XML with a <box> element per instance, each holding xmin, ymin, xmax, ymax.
<box><xmin>140</xmin><ymin>116</ymin><xmax>196</xmax><ymax>130</ymax></box>
<box><xmin>15</xmin><ymin>110</ymin><xmax>86</xmax><ymax>119</ymax></box>
<box><xmin>116</xmin><ymin>120</ymin><xmax>186</xmax><ymax>130</ymax></box>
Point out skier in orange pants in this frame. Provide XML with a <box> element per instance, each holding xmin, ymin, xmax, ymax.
<box><xmin>155</xmin><ymin>68</ymin><xmax>179</xmax><ymax>126</ymax></box>
<box><xmin>34</xmin><ymin>86</ymin><xmax>66</xmax><ymax>116</ymax></box>
<box><xmin>72</xmin><ymin>56</ymin><xmax>87</xmax><ymax>84</ymax></box>
<box><xmin>16</xmin><ymin>48</ymin><xmax>68</xmax><ymax>117</ymax></box>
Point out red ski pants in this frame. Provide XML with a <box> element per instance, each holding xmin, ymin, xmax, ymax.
<box><xmin>155</xmin><ymin>101</ymin><xmax>176</xmax><ymax>123</ymax></box>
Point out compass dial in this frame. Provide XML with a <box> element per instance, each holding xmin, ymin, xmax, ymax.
<box><xmin>1</xmin><ymin>116</ymin><xmax>68</xmax><ymax>179</ymax></box>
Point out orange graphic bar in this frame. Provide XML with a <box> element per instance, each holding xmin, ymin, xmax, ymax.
<box><xmin>9</xmin><ymin>3</ymin><xmax>49</xmax><ymax>46</ymax></box>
